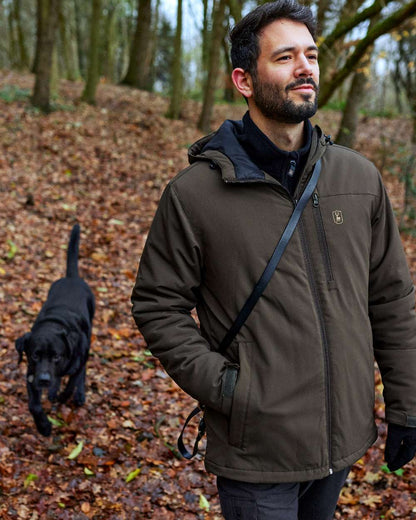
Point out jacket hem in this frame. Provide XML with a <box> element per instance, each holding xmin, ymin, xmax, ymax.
<box><xmin>331</xmin><ymin>429</ymin><xmax>378</xmax><ymax>471</ymax></box>
<box><xmin>386</xmin><ymin>409</ymin><xmax>416</xmax><ymax>427</ymax></box>
<box><xmin>204</xmin><ymin>430</ymin><xmax>377</xmax><ymax>484</ymax></box>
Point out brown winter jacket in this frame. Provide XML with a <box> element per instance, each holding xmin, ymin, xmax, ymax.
<box><xmin>131</xmin><ymin>119</ymin><xmax>416</xmax><ymax>483</ymax></box>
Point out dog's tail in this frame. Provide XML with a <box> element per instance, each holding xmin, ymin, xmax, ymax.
<box><xmin>66</xmin><ymin>224</ymin><xmax>80</xmax><ymax>278</ymax></box>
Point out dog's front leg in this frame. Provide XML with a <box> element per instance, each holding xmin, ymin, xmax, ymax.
<box><xmin>59</xmin><ymin>366</ymin><xmax>86</xmax><ymax>406</ymax></box>
<box><xmin>73</xmin><ymin>365</ymin><xmax>86</xmax><ymax>406</ymax></box>
<box><xmin>27</xmin><ymin>379</ymin><xmax>52</xmax><ymax>436</ymax></box>
<box><xmin>58</xmin><ymin>369</ymin><xmax>80</xmax><ymax>404</ymax></box>
<box><xmin>48</xmin><ymin>377</ymin><xmax>62</xmax><ymax>402</ymax></box>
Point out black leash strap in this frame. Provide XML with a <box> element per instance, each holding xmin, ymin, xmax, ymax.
<box><xmin>177</xmin><ymin>405</ymin><xmax>206</xmax><ymax>460</ymax></box>
<box><xmin>178</xmin><ymin>159</ymin><xmax>322</xmax><ymax>459</ymax></box>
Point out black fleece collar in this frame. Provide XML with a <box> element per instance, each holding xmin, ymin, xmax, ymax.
<box><xmin>239</xmin><ymin>112</ymin><xmax>313</xmax><ymax>195</ymax></box>
<box><xmin>194</xmin><ymin>117</ymin><xmax>326</xmax><ymax>186</ymax></box>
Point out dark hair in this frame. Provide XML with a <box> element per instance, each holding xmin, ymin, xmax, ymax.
<box><xmin>230</xmin><ymin>0</ymin><xmax>317</xmax><ymax>77</ymax></box>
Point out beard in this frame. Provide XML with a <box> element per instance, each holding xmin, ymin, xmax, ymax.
<box><xmin>251</xmin><ymin>76</ymin><xmax>319</xmax><ymax>124</ymax></box>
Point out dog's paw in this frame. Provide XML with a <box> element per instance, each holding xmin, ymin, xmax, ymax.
<box><xmin>57</xmin><ymin>391</ymin><xmax>70</xmax><ymax>404</ymax></box>
<box><xmin>73</xmin><ymin>392</ymin><xmax>86</xmax><ymax>407</ymax></box>
<box><xmin>48</xmin><ymin>390</ymin><xmax>58</xmax><ymax>402</ymax></box>
<box><xmin>36</xmin><ymin>418</ymin><xmax>52</xmax><ymax>437</ymax></box>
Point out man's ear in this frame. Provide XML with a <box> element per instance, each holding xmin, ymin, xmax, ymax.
<box><xmin>15</xmin><ymin>333</ymin><xmax>31</xmax><ymax>363</ymax></box>
<box><xmin>231</xmin><ymin>68</ymin><xmax>254</xmax><ymax>99</ymax></box>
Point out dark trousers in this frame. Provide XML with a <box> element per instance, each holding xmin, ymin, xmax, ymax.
<box><xmin>217</xmin><ymin>467</ymin><xmax>350</xmax><ymax>520</ymax></box>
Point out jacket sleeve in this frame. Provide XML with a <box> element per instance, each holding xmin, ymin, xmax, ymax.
<box><xmin>369</xmin><ymin>174</ymin><xmax>416</xmax><ymax>427</ymax></box>
<box><xmin>131</xmin><ymin>182</ymin><xmax>233</xmax><ymax>415</ymax></box>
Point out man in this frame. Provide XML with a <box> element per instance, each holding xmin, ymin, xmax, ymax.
<box><xmin>131</xmin><ymin>1</ymin><xmax>416</xmax><ymax>518</ymax></box>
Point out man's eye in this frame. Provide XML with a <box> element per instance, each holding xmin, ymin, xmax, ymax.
<box><xmin>277</xmin><ymin>55</ymin><xmax>291</xmax><ymax>61</ymax></box>
<box><xmin>308</xmin><ymin>55</ymin><xmax>318</xmax><ymax>61</ymax></box>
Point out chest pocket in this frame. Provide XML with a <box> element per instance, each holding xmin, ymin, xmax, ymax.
<box><xmin>312</xmin><ymin>192</ymin><xmax>337</xmax><ymax>288</ymax></box>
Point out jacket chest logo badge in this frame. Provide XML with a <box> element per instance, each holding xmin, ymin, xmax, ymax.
<box><xmin>332</xmin><ymin>210</ymin><xmax>344</xmax><ymax>224</ymax></box>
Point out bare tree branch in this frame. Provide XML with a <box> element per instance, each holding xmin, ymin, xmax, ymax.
<box><xmin>319</xmin><ymin>0</ymin><xmax>416</xmax><ymax>106</ymax></box>
<box><xmin>320</xmin><ymin>0</ymin><xmax>396</xmax><ymax>52</ymax></box>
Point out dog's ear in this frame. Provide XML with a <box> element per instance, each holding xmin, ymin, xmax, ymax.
<box><xmin>15</xmin><ymin>333</ymin><xmax>31</xmax><ymax>363</ymax></box>
<box><xmin>61</xmin><ymin>330</ymin><xmax>80</xmax><ymax>359</ymax></box>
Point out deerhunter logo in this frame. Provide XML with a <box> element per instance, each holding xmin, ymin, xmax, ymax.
<box><xmin>332</xmin><ymin>210</ymin><xmax>344</xmax><ymax>224</ymax></box>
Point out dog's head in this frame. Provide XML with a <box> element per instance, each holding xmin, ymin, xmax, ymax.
<box><xmin>15</xmin><ymin>327</ymin><xmax>80</xmax><ymax>389</ymax></box>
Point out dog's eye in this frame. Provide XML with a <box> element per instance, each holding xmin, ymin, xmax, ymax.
<box><xmin>53</xmin><ymin>354</ymin><xmax>61</xmax><ymax>362</ymax></box>
<box><xmin>32</xmin><ymin>352</ymin><xmax>40</xmax><ymax>362</ymax></box>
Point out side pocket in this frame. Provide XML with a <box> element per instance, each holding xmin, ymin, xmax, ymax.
<box><xmin>228</xmin><ymin>342</ymin><xmax>253</xmax><ymax>449</ymax></box>
<box><xmin>221</xmin><ymin>364</ymin><xmax>239</xmax><ymax>416</ymax></box>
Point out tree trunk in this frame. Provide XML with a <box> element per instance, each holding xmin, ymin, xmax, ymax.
<box><xmin>50</xmin><ymin>42</ymin><xmax>59</xmax><ymax>99</ymax></box>
<box><xmin>32</xmin><ymin>0</ymin><xmax>59</xmax><ymax>112</ymax></box>
<box><xmin>335</xmin><ymin>63</ymin><xmax>369</xmax><ymax>147</ymax></box>
<box><xmin>223</xmin><ymin>36</ymin><xmax>234</xmax><ymax>102</ymax></box>
<box><xmin>74</xmin><ymin>0</ymin><xmax>88</xmax><ymax>77</ymax></box>
<box><xmin>102</xmin><ymin>2</ymin><xmax>118</xmax><ymax>82</ymax></box>
<box><xmin>121</xmin><ymin>0</ymin><xmax>153</xmax><ymax>89</ymax></box>
<box><xmin>316</xmin><ymin>0</ymin><xmax>331</xmax><ymax>36</ymax></box>
<box><xmin>59</xmin><ymin>0</ymin><xmax>81</xmax><ymax>81</ymax></box>
<box><xmin>12</xmin><ymin>0</ymin><xmax>30</xmax><ymax>69</ymax></box>
<box><xmin>198</xmin><ymin>0</ymin><xmax>226</xmax><ymax>133</ymax></box>
<box><xmin>82</xmin><ymin>0</ymin><xmax>102</xmax><ymax>104</ymax></box>
<box><xmin>227</xmin><ymin>0</ymin><xmax>243</xmax><ymax>22</ymax></box>
<box><xmin>144</xmin><ymin>0</ymin><xmax>161</xmax><ymax>91</ymax></box>
<box><xmin>8</xmin><ymin>7</ymin><xmax>18</xmax><ymax>69</ymax></box>
<box><xmin>201</xmin><ymin>0</ymin><xmax>210</xmax><ymax>82</ymax></box>
<box><xmin>31</xmin><ymin>0</ymin><xmax>41</xmax><ymax>73</ymax></box>
<box><xmin>117</xmin><ymin>7</ymin><xmax>131</xmax><ymax>81</ymax></box>
<box><xmin>166</xmin><ymin>0</ymin><xmax>183</xmax><ymax>119</ymax></box>
<box><xmin>0</xmin><ymin>3</ymin><xmax>6</xmax><ymax>68</ymax></box>
<box><xmin>395</xmin><ymin>29</ymin><xmax>416</xmax><ymax>144</ymax></box>
<box><xmin>223</xmin><ymin>0</ymin><xmax>243</xmax><ymax>102</ymax></box>
<box><xmin>412</xmin><ymin>113</ymin><xmax>416</xmax><ymax>146</ymax></box>
<box><xmin>335</xmin><ymin>14</ymin><xmax>379</xmax><ymax>148</ymax></box>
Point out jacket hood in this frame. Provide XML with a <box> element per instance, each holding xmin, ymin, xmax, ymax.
<box><xmin>188</xmin><ymin>118</ymin><xmax>330</xmax><ymax>185</ymax></box>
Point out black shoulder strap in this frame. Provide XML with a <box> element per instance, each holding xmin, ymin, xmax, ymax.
<box><xmin>218</xmin><ymin>158</ymin><xmax>322</xmax><ymax>352</ymax></box>
<box><xmin>178</xmin><ymin>159</ymin><xmax>322</xmax><ymax>459</ymax></box>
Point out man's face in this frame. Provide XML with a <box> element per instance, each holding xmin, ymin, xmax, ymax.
<box><xmin>250</xmin><ymin>19</ymin><xmax>320</xmax><ymax>124</ymax></box>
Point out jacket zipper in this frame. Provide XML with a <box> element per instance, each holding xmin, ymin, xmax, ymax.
<box><xmin>312</xmin><ymin>192</ymin><xmax>335</xmax><ymax>283</ymax></box>
<box><xmin>225</xmin><ymin>171</ymin><xmax>334</xmax><ymax>473</ymax></box>
<box><xmin>288</xmin><ymin>160</ymin><xmax>297</xmax><ymax>177</ymax></box>
<box><xmin>298</xmin><ymin>217</ymin><xmax>333</xmax><ymax>475</ymax></box>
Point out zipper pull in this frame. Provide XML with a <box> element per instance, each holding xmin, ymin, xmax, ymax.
<box><xmin>288</xmin><ymin>160</ymin><xmax>296</xmax><ymax>177</ymax></box>
<box><xmin>312</xmin><ymin>192</ymin><xmax>319</xmax><ymax>207</ymax></box>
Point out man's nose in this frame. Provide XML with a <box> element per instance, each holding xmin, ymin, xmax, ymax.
<box><xmin>295</xmin><ymin>55</ymin><xmax>314</xmax><ymax>77</ymax></box>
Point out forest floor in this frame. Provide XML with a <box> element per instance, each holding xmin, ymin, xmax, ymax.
<box><xmin>0</xmin><ymin>70</ymin><xmax>416</xmax><ymax>519</ymax></box>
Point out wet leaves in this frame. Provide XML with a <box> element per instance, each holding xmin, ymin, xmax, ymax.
<box><xmin>67</xmin><ymin>441</ymin><xmax>84</xmax><ymax>460</ymax></box>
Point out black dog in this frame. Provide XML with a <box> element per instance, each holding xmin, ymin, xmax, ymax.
<box><xmin>16</xmin><ymin>224</ymin><xmax>95</xmax><ymax>436</ymax></box>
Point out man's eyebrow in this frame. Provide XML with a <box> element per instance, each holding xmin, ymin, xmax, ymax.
<box><xmin>270</xmin><ymin>45</ymin><xmax>319</xmax><ymax>59</ymax></box>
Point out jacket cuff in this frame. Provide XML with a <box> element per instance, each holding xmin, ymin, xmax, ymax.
<box><xmin>386</xmin><ymin>409</ymin><xmax>416</xmax><ymax>427</ymax></box>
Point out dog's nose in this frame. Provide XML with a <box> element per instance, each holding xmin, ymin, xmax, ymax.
<box><xmin>39</xmin><ymin>372</ymin><xmax>51</xmax><ymax>387</ymax></box>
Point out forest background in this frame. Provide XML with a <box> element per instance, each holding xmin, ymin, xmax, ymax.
<box><xmin>1</xmin><ymin>0</ymin><xmax>416</xmax><ymax>518</ymax></box>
